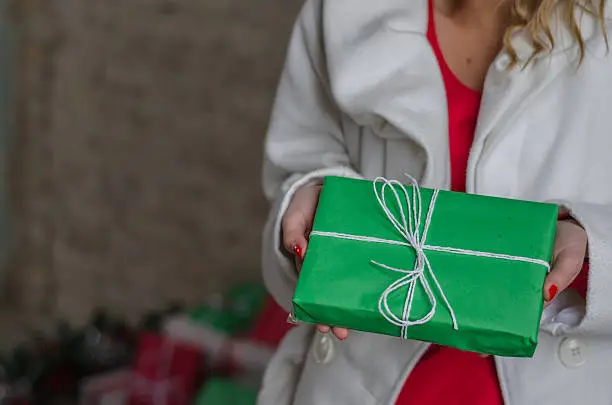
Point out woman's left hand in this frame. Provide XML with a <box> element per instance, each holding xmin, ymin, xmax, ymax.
<box><xmin>479</xmin><ymin>211</ymin><xmax>588</xmax><ymax>359</ymax></box>
<box><xmin>543</xmin><ymin>211</ymin><xmax>588</xmax><ymax>304</ymax></box>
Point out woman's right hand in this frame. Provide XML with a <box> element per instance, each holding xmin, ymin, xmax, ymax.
<box><xmin>282</xmin><ymin>183</ymin><xmax>349</xmax><ymax>340</ymax></box>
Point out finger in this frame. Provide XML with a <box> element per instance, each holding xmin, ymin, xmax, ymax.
<box><xmin>544</xmin><ymin>249</ymin><xmax>583</xmax><ymax>302</ymax></box>
<box><xmin>282</xmin><ymin>217</ymin><xmax>308</xmax><ymax>260</ymax></box>
<box><xmin>317</xmin><ymin>325</ymin><xmax>330</xmax><ymax>334</ymax></box>
<box><xmin>332</xmin><ymin>327</ymin><xmax>349</xmax><ymax>340</ymax></box>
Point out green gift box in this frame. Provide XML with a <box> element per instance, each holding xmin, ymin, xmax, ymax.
<box><xmin>188</xmin><ymin>283</ymin><xmax>268</xmax><ymax>335</ymax></box>
<box><xmin>292</xmin><ymin>176</ymin><xmax>558</xmax><ymax>357</ymax></box>
<box><xmin>195</xmin><ymin>378</ymin><xmax>257</xmax><ymax>405</ymax></box>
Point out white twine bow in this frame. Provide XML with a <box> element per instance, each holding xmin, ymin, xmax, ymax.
<box><xmin>310</xmin><ymin>176</ymin><xmax>551</xmax><ymax>339</ymax></box>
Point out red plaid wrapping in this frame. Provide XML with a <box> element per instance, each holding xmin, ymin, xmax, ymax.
<box><xmin>79</xmin><ymin>369</ymin><xmax>132</xmax><ymax>405</ymax></box>
<box><xmin>215</xmin><ymin>299</ymin><xmax>295</xmax><ymax>382</ymax></box>
<box><xmin>128</xmin><ymin>333</ymin><xmax>204</xmax><ymax>405</ymax></box>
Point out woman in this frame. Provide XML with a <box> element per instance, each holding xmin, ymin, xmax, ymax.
<box><xmin>259</xmin><ymin>0</ymin><xmax>612</xmax><ymax>404</ymax></box>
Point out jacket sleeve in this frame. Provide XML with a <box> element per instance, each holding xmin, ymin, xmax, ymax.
<box><xmin>566</xmin><ymin>202</ymin><xmax>612</xmax><ymax>335</ymax></box>
<box><xmin>261</xmin><ymin>0</ymin><xmax>361</xmax><ymax>312</ymax></box>
<box><xmin>541</xmin><ymin>201</ymin><xmax>612</xmax><ymax>336</ymax></box>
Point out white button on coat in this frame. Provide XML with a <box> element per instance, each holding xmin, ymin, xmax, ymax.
<box><xmin>558</xmin><ymin>337</ymin><xmax>587</xmax><ymax>368</ymax></box>
<box><xmin>313</xmin><ymin>332</ymin><xmax>335</xmax><ymax>364</ymax></box>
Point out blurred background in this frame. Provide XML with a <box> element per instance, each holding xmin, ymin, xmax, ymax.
<box><xmin>0</xmin><ymin>0</ymin><xmax>302</xmax><ymax>403</ymax></box>
<box><xmin>6</xmin><ymin>0</ymin><xmax>299</xmax><ymax>330</ymax></box>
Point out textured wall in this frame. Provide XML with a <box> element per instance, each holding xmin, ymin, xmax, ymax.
<box><xmin>9</xmin><ymin>0</ymin><xmax>300</xmax><ymax>324</ymax></box>
<box><xmin>0</xmin><ymin>0</ymin><xmax>16</xmax><ymax>294</ymax></box>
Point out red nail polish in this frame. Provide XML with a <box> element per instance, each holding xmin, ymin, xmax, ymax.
<box><xmin>293</xmin><ymin>244</ymin><xmax>303</xmax><ymax>259</ymax></box>
<box><xmin>548</xmin><ymin>285</ymin><xmax>558</xmax><ymax>301</ymax></box>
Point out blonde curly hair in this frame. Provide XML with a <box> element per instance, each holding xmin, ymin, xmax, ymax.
<box><xmin>504</xmin><ymin>0</ymin><xmax>608</xmax><ymax>66</ymax></box>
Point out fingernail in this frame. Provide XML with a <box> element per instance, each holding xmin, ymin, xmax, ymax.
<box><xmin>292</xmin><ymin>244</ymin><xmax>303</xmax><ymax>259</ymax></box>
<box><xmin>337</xmin><ymin>330</ymin><xmax>349</xmax><ymax>340</ymax></box>
<box><xmin>548</xmin><ymin>284</ymin><xmax>558</xmax><ymax>301</ymax></box>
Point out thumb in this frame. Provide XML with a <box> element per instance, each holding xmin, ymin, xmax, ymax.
<box><xmin>544</xmin><ymin>248</ymin><xmax>583</xmax><ymax>302</ymax></box>
<box><xmin>282</xmin><ymin>217</ymin><xmax>309</xmax><ymax>261</ymax></box>
<box><xmin>544</xmin><ymin>220</ymin><xmax>588</xmax><ymax>302</ymax></box>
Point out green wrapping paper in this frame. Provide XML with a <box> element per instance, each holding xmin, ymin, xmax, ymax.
<box><xmin>188</xmin><ymin>284</ymin><xmax>267</xmax><ymax>335</ymax></box>
<box><xmin>195</xmin><ymin>378</ymin><xmax>257</xmax><ymax>405</ymax></box>
<box><xmin>292</xmin><ymin>176</ymin><xmax>558</xmax><ymax>357</ymax></box>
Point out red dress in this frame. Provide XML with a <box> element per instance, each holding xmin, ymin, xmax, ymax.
<box><xmin>394</xmin><ymin>2</ymin><xmax>588</xmax><ymax>404</ymax></box>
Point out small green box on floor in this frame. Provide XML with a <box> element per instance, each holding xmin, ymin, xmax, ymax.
<box><xmin>292</xmin><ymin>176</ymin><xmax>557</xmax><ymax>357</ymax></box>
<box><xmin>188</xmin><ymin>284</ymin><xmax>268</xmax><ymax>335</ymax></box>
<box><xmin>195</xmin><ymin>378</ymin><xmax>257</xmax><ymax>405</ymax></box>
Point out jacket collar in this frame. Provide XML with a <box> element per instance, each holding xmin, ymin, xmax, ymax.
<box><xmin>322</xmin><ymin>0</ymin><xmax>611</xmax><ymax>186</ymax></box>
<box><xmin>323</xmin><ymin>0</ymin><xmax>449</xmax><ymax>186</ymax></box>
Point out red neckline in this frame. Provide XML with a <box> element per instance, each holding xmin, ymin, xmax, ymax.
<box><xmin>426</xmin><ymin>0</ymin><xmax>481</xmax><ymax>95</ymax></box>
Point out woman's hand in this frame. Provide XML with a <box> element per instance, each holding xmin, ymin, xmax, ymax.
<box><xmin>543</xmin><ymin>211</ymin><xmax>588</xmax><ymax>304</ymax></box>
<box><xmin>282</xmin><ymin>184</ymin><xmax>350</xmax><ymax>340</ymax></box>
